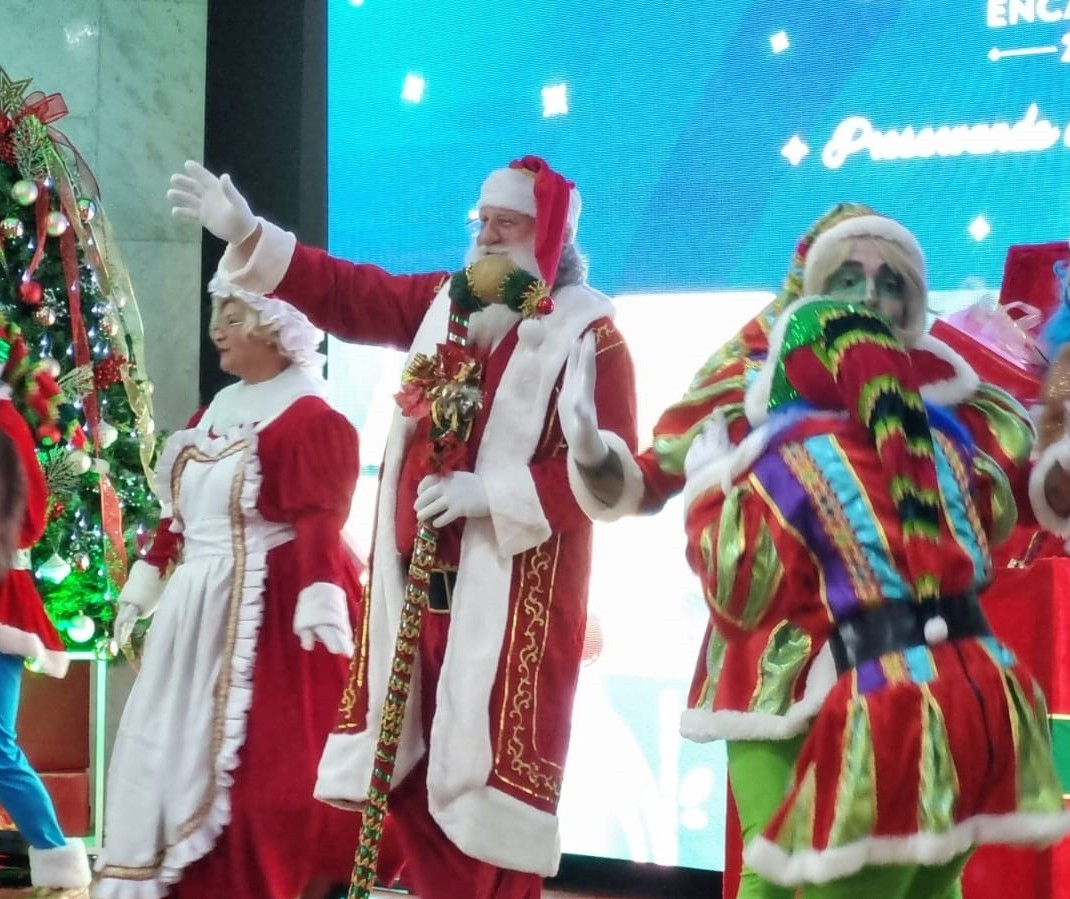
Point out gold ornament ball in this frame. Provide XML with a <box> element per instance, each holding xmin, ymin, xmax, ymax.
<box><xmin>45</xmin><ymin>211</ymin><xmax>70</xmax><ymax>237</ymax></box>
<box><xmin>77</xmin><ymin>197</ymin><xmax>97</xmax><ymax>223</ymax></box>
<box><xmin>0</xmin><ymin>216</ymin><xmax>24</xmax><ymax>240</ymax></box>
<box><xmin>74</xmin><ymin>553</ymin><xmax>91</xmax><ymax>572</ymax></box>
<box><xmin>100</xmin><ymin>317</ymin><xmax>118</xmax><ymax>337</ymax></box>
<box><xmin>10</xmin><ymin>180</ymin><xmax>38</xmax><ymax>206</ymax></box>
<box><xmin>33</xmin><ymin>306</ymin><xmax>57</xmax><ymax>327</ymax></box>
<box><xmin>39</xmin><ymin>356</ymin><xmax>61</xmax><ymax>378</ymax></box>
<box><xmin>467</xmin><ymin>255</ymin><xmax>516</xmax><ymax>303</ymax></box>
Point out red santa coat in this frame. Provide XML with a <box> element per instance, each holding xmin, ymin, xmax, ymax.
<box><xmin>219</xmin><ymin>222</ymin><xmax>639</xmax><ymax>876</ymax></box>
<box><xmin>0</xmin><ymin>395</ymin><xmax>66</xmax><ymax>678</ymax></box>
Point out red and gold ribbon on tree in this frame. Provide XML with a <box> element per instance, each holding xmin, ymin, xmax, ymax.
<box><xmin>348</xmin><ymin>303</ymin><xmax>484</xmax><ymax>898</ymax></box>
<box><xmin>1</xmin><ymin>67</ymin><xmax>156</xmax><ymax>590</ymax></box>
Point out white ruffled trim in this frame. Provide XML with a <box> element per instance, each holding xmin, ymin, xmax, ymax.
<box><xmin>679</xmin><ymin>643</ymin><xmax>837</xmax><ymax>743</ymax></box>
<box><xmin>94</xmin><ymin>425</ymin><xmax>271</xmax><ymax>899</ymax></box>
<box><xmin>565</xmin><ymin>430</ymin><xmax>645</xmax><ymax>523</ymax></box>
<box><xmin>1029</xmin><ymin>436</ymin><xmax>1070</xmax><ymax>537</ymax></box>
<box><xmin>745</xmin><ymin>809</ymin><xmax>1070</xmax><ymax>887</ymax></box>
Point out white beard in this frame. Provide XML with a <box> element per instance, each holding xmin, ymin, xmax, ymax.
<box><xmin>465</xmin><ymin>239</ymin><xmax>542</xmax><ymax>281</ymax></box>
<box><xmin>467</xmin><ymin>303</ymin><xmax>521</xmax><ymax>352</ymax></box>
<box><xmin>463</xmin><ymin>238</ymin><xmax>536</xmax><ymax>350</ymax></box>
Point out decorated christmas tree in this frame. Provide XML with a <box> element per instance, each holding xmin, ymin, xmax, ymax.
<box><xmin>0</xmin><ymin>66</ymin><xmax>158</xmax><ymax>656</ymax></box>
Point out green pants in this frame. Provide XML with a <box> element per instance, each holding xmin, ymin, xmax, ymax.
<box><xmin>726</xmin><ymin>737</ymin><xmax>967</xmax><ymax>899</ymax></box>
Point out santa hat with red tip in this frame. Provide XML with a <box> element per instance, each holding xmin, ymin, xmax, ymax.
<box><xmin>477</xmin><ymin>155</ymin><xmax>581</xmax><ymax>285</ymax></box>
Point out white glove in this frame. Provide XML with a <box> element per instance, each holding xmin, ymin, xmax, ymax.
<box><xmin>293</xmin><ymin>584</ymin><xmax>355</xmax><ymax>657</ymax></box>
<box><xmin>167</xmin><ymin>160</ymin><xmax>258</xmax><ymax>245</ymax></box>
<box><xmin>684</xmin><ymin>413</ymin><xmax>731</xmax><ymax>478</ymax></box>
<box><xmin>559</xmin><ymin>333</ymin><xmax>610</xmax><ymax>467</ymax></box>
<box><xmin>113</xmin><ymin>603</ymin><xmax>141</xmax><ymax>647</ymax></box>
<box><xmin>296</xmin><ymin>621</ymin><xmax>355</xmax><ymax>657</ymax></box>
<box><xmin>415</xmin><ymin>472</ymin><xmax>489</xmax><ymax>527</ymax></box>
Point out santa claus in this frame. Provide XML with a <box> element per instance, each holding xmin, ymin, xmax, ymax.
<box><xmin>167</xmin><ymin>154</ymin><xmax>639</xmax><ymax>899</ymax></box>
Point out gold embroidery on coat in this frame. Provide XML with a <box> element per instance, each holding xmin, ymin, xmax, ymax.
<box><xmin>494</xmin><ymin>539</ymin><xmax>565</xmax><ymax>803</ymax></box>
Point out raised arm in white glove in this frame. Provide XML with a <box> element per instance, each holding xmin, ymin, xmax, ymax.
<box><xmin>559</xmin><ymin>333</ymin><xmax>610</xmax><ymax>468</ymax></box>
<box><xmin>167</xmin><ymin>160</ymin><xmax>258</xmax><ymax>245</ymax></box>
<box><xmin>113</xmin><ymin>603</ymin><xmax>140</xmax><ymax>648</ymax></box>
<box><xmin>415</xmin><ymin>472</ymin><xmax>489</xmax><ymax>527</ymax></box>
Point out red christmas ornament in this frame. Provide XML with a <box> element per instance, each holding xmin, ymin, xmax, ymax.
<box><xmin>93</xmin><ymin>355</ymin><xmax>127</xmax><ymax>389</ymax></box>
<box><xmin>19</xmin><ymin>280</ymin><xmax>43</xmax><ymax>306</ymax></box>
<box><xmin>535</xmin><ymin>296</ymin><xmax>555</xmax><ymax>316</ymax></box>
<box><xmin>49</xmin><ymin>499</ymin><xmax>66</xmax><ymax>521</ymax></box>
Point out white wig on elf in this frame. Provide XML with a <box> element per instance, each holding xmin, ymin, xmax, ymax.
<box><xmin>803</xmin><ymin>214</ymin><xmax>928</xmax><ymax>348</ymax></box>
<box><xmin>476</xmin><ymin>155</ymin><xmax>582</xmax><ymax>287</ymax></box>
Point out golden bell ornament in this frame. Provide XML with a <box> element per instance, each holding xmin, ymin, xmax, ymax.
<box><xmin>467</xmin><ymin>255</ymin><xmax>517</xmax><ymax>303</ymax></box>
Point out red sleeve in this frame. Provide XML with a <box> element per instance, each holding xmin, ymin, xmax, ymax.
<box><xmin>275</xmin><ymin>243</ymin><xmax>448</xmax><ymax>351</ymax></box>
<box><xmin>0</xmin><ymin>401</ymin><xmax>48</xmax><ymax>547</ymax></box>
<box><xmin>268</xmin><ymin>402</ymin><xmax>360</xmax><ymax>592</ymax></box>
<box><xmin>536</xmin><ymin>319</ymin><xmax>638</xmax><ymax>533</ymax></box>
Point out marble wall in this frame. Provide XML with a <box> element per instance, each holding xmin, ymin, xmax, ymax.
<box><xmin>0</xmin><ymin>0</ymin><xmax>208</xmax><ymax>433</ymax></box>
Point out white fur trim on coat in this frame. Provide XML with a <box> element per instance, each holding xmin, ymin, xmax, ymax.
<box><xmin>745</xmin><ymin>809</ymin><xmax>1070</xmax><ymax>888</ymax></box>
<box><xmin>912</xmin><ymin>332</ymin><xmax>981</xmax><ymax>407</ymax></box>
<box><xmin>30</xmin><ymin>838</ymin><xmax>91</xmax><ymax>888</ymax></box>
<box><xmin>218</xmin><ymin>217</ymin><xmax>297</xmax><ymax>296</ymax></box>
<box><xmin>482</xmin><ymin>464</ymin><xmax>551</xmax><ymax>557</ymax></box>
<box><xmin>1030</xmin><ymin>437</ymin><xmax>1070</xmax><ymax>536</ymax></box>
<box><xmin>117</xmin><ymin>559</ymin><xmax>167</xmax><ymax>618</ymax></box>
<box><xmin>565</xmin><ymin>430</ymin><xmax>645</xmax><ymax>523</ymax></box>
<box><xmin>293</xmin><ymin>581</ymin><xmax>352</xmax><ymax>652</ymax></box>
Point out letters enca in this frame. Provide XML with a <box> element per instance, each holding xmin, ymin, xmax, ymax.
<box><xmin>987</xmin><ymin>0</ymin><xmax>1070</xmax><ymax>27</ymax></box>
<box><xmin>822</xmin><ymin>104</ymin><xmax>1065</xmax><ymax>170</ymax></box>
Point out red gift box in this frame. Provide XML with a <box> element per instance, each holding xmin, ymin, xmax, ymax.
<box><xmin>0</xmin><ymin>661</ymin><xmax>92</xmax><ymax>838</ymax></box>
<box><xmin>999</xmin><ymin>242</ymin><xmax>1070</xmax><ymax>325</ymax></box>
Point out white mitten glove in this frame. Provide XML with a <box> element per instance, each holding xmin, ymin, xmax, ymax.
<box><xmin>684</xmin><ymin>413</ymin><xmax>730</xmax><ymax>478</ymax></box>
<box><xmin>414</xmin><ymin>472</ymin><xmax>489</xmax><ymax>527</ymax></box>
<box><xmin>167</xmin><ymin>160</ymin><xmax>258</xmax><ymax>245</ymax></box>
<box><xmin>113</xmin><ymin>603</ymin><xmax>140</xmax><ymax>648</ymax></box>
<box><xmin>559</xmin><ymin>333</ymin><xmax>610</xmax><ymax>467</ymax></box>
<box><xmin>293</xmin><ymin>584</ymin><xmax>355</xmax><ymax>657</ymax></box>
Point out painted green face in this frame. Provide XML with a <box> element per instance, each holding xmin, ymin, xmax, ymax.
<box><xmin>823</xmin><ymin>239</ymin><xmax>907</xmax><ymax>326</ymax></box>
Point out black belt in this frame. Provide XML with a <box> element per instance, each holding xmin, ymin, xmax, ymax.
<box><xmin>428</xmin><ymin>569</ymin><xmax>457</xmax><ymax>613</ymax></box>
<box><xmin>828</xmin><ymin>593</ymin><xmax>991</xmax><ymax>675</ymax></box>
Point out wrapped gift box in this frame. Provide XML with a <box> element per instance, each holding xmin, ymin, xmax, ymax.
<box><xmin>0</xmin><ymin>661</ymin><xmax>91</xmax><ymax>838</ymax></box>
<box><xmin>998</xmin><ymin>242</ymin><xmax>1070</xmax><ymax>326</ymax></box>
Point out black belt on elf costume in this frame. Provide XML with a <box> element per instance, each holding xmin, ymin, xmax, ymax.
<box><xmin>828</xmin><ymin>592</ymin><xmax>991</xmax><ymax>675</ymax></box>
<box><xmin>428</xmin><ymin>568</ymin><xmax>458</xmax><ymax>613</ymax></box>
